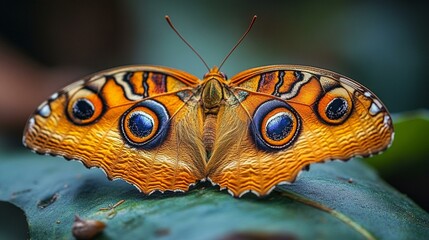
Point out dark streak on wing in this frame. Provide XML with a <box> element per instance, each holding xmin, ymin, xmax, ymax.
<box><xmin>272</xmin><ymin>70</ymin><xmax>285</xmax><ymax>97</ymax></box>
<box><xmin>143</xmin><ymin>72</ymin><xmax>149</xmax><ymax>98</ymax></box>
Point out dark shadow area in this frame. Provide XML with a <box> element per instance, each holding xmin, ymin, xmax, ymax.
<box><xmin>0</xmin><ymin>201</ymin><xmax>29</xmax><ymax>239</ymax></box>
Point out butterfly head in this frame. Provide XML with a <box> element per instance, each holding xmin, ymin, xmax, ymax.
<box><xmin>203</xmin><ymin>66</ymin><xmax>228</xmax><ymax>82</ymax></box>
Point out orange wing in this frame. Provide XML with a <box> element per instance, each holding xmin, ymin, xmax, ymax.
<box><xmin>207</xmin><ymin>65</ymin><xmax>394</xmax><ymax>197</ymax></box>
<box><xmin>23</xmin><ymin>66</ymin><xmax>207</xmax><ymax>194</ymax></box>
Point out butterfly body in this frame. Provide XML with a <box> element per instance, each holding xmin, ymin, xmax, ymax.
<box><xmin>199</xmin><ymin>68</ymin><xmax>226</xmax><ymax>156</ymax></box>
<box><xmin>23</xmin><ymin>65</ymin><xmax>394</xmax><ymax>197</ymax></box>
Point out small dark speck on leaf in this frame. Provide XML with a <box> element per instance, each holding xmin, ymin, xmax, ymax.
<box><xmin>11</xmin><ymin>188</ymin><xmax>32</xmax><ymax>196</ymax></box>
<box><xmin>72</xmin><ymin>215</ymin><xmax>106</xmax><ymax>240</ymax></box>
<box><xmin>10</xmin><ymin>189</ymin><xmax>32</xmax><ymax>199</ymax></box>
<box><xmin>220</xmin><ymin>232</ymin><xmax>297</xmax><ymax>240</ymax></box>
<box><xmin>37</xmin><ymin>193</ymin><xmax>59</xmax><ymax>209</ymax></box>
<box><xmin>155</xmin><ymin>228</ymin><xmax>170</xmax><ymax>237</ymax></box>
<box><xmin>337</xmin><ymin>176</ymin><xmax>354</xmax><ymax>184</ymax></box>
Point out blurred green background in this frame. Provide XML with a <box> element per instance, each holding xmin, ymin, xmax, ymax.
<box><xmin>0</xmin><ymin>0</ymin><xmax>428</xmax><ymax>224</ymax></box>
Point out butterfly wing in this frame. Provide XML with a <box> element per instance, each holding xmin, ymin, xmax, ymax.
<box><xmin>207</xmin><ymin>65</ymin><xmax>394</xmax><ymax>197</ymax></box>
<box><xmin>23</xmin><ymin>66</ymin><xmax>207</xmax><ymax>194</ymax></box>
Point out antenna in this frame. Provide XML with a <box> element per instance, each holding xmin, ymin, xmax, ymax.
<box><xmin>218</xmin><ymin>15</ymin><xmax>257</xmax><ymax>70</ymax></box>
<box><xmin>165</xmin><ymin>15</ymin><xmax>210</xmax><ymax>71</ymax></box>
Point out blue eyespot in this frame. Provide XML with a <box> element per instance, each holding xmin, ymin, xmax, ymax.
<box><xmin>128</xmin><ymin>112</ymin><xmax>154</xmax><ymax>138</ymax></box>
<box><xmin>250</xmin><ymin>99</ymin><xmax>301</xmax><ymax>151</ymax></box>
<box><xmin>120</xmin><ymin>99</ymin><xmax>170</xmax><ymax>149</ymax></box>
<box><xmin>265</xmin><ymin>112</ymin><xmax>293</xmax><ymax>141</ymax></box>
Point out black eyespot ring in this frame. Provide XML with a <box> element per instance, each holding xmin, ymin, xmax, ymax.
<box><xmin>72</xmin><ymin>99</ymin><xmax>95</xmax><ymax>120</ymax></box>
<box><xmin>326</xmin><ymin>98</ymin><xmax>348</xmax><ymax>120</ymax></box>
<box><xmin>250</xmin><ymin>99</ymin><xmax>301</xmax><ymax>151</ymax></box>
<box><xmin>66</xmin><ymin>88</ymin><xmax>105</xmax><ymax>125</ymax></box>
<box><xmin>315</xmin><ymin>87</ymin><xmax>353</xmax><ymax>125</ymax></box>
<box><xmin>120</xmin><ymin>99</ymin><xmax>170</xmax><ymax>149</ymax></box>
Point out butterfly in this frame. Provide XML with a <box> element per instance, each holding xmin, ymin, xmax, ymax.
<box><xmin>22</xmin><ymin>16</ymin><xmax>394</xmax><ymax>197</ymax></box>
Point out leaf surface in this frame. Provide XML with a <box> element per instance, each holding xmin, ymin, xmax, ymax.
<box><xmin>0</xmin><ymin>152</ymin><xmax>428</xmax><ymax>239</ymax></box>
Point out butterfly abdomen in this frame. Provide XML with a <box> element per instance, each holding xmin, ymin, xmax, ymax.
<box><xmin>203</xmin><ymin>114</ymin><xmax>217</xmax><ymax>157</ymax></box>
<box><xmin>201</xmin><ymin>73</ymin><xmax>227</xmax><ymax>157</ymax></box>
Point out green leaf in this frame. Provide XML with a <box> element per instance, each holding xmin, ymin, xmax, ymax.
<box><xmin>366</xmin><ymin>110</ymin><xmax>429</xmax><ymax>175</ymax></box>
<box><xmin>1</xmin><ymin>153</ymin><xmax>428</xmax><ymax>239</ymax></box>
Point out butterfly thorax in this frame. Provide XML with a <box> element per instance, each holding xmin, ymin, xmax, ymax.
<box><xmin>201</xmin><ymin>67</ymin><xmax>228</xmax><ymax>158</ymax></box>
